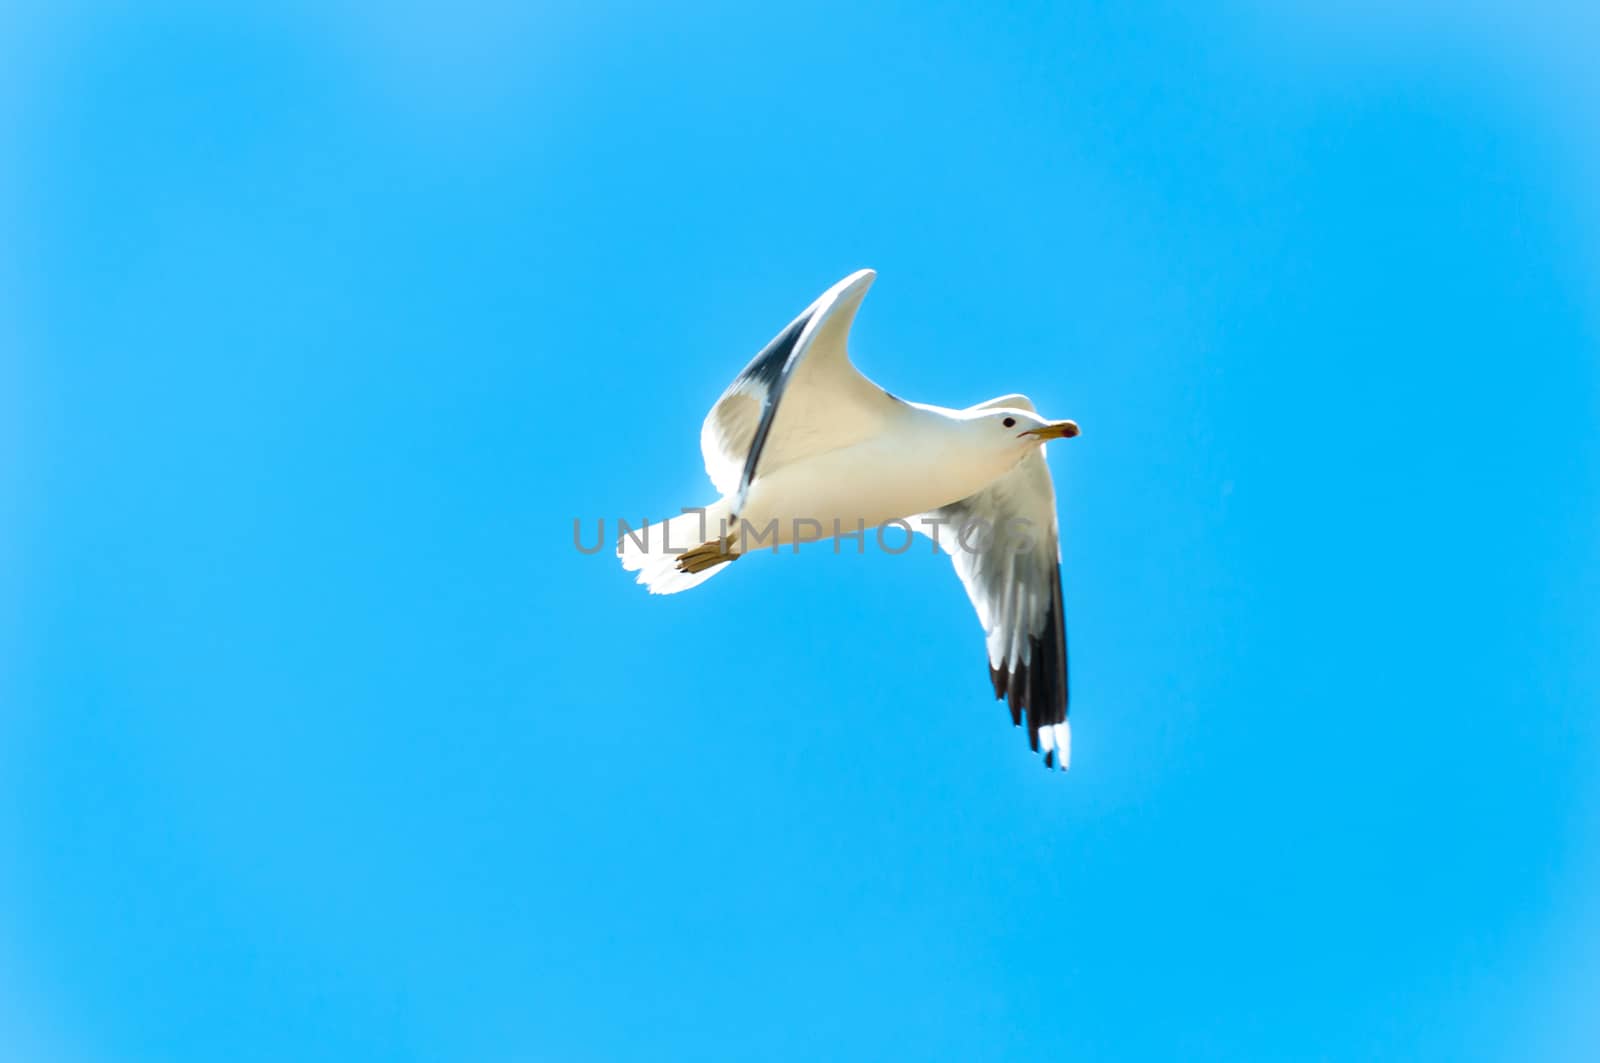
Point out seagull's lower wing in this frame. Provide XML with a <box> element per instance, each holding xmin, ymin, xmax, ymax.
<box><xmin>916</xmin><ymin>448</ymin><xmax>1071</xmax><ymax>768</ymax></box>
<box><xmin>700</xmin><ymin>270</ymin><xmax>902</xmax><ymax>506</ymax></box>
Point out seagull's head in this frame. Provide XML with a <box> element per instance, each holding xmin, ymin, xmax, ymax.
<box><xmin>947</xmin><ymin>401</ymin><xmax>1080</xmax><ymax>483</ymax></box>
<box><xmin>976</xmin><ymin>408</ymin><xmax>1081</xmax><ymax>450</ymax></box>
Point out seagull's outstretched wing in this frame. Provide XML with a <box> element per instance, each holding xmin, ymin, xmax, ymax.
<box><xmin>700</xmin><ymin>270</ymin><xmax>902</xmax><ymax>508</ymax></box>
<box><xmin>916</xmin><ymin>422</ymin><xmax>1071</xmax><ymax>768</ymax></box>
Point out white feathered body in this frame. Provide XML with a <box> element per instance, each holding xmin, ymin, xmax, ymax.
<box><xmin>739</xmin><ymin>404</ymin><xmax>1023</xmax><ymax>546</ymax></box>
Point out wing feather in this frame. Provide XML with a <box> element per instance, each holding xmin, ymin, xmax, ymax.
<box><xmin>916</xmin><ymin>447</ymin><xmax>1071</xmax><ymax>768</ymax></box>
<box><xmin>700</xmin><ymin>270</ymin><xmax>902</xmax><ymax>507</ymax></box>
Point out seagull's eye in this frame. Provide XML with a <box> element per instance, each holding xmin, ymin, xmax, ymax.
<box><xmin>1002</xmin><ymin>417</ymin><xmax>1016</xmax><ymax>428</ymax></box>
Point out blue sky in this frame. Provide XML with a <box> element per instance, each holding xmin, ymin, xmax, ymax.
<box><xmin>7</xmin><ymin>3</ymin><xmax>1600</xmax><ymax>1060</ymax></box>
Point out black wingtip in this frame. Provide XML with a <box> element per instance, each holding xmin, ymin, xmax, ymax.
<box><xmin>984</xmin><ymin>563</ymin><xmax>1069</xmax><ymax>763</ymax></box>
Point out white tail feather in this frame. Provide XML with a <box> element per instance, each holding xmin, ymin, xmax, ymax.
<box><xmin>617</xmin><ymin>499</ymin><xmax>735</xmax><ymax>594</ymax></box>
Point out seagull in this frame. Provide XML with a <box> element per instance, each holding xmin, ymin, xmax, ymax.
<box><xmin>619</xmin><ymin>270</ymin><xmax>1081</xmax><ymax>768</ymax></box>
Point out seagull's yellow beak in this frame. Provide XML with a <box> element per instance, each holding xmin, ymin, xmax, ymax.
<box><xmin>1019</xmin><ymin>420</ymin><xmax>1080</xmax><ymax>442</ymax></box>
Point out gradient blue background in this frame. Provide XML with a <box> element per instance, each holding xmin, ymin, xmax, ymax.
<box><xmin>8</xmin><ymin>3</ymin><xmax>1600</xmax><ymax>1060</ymax></box>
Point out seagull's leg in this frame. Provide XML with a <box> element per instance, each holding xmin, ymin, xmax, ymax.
<box><xmin>675</xmin><ymin>533</ymin><xmax>739</xmax><ymax>575</ymax></box>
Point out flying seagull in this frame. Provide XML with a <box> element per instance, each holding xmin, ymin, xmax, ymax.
<box><xmin>618</xmin><ymin>270</ymin><xmax>1081</xmax><ymax>768</ymax></box>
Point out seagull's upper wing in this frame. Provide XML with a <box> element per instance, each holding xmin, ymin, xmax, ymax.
<box><xmin>916</xmin><ymin>429</ymin><xmax>1071</xmax><ymax>768</ymax></box>
<box><xmin>700</xmin><ymin>270</ymin><xmax>902</xmax><ymax>507</ymax></box>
